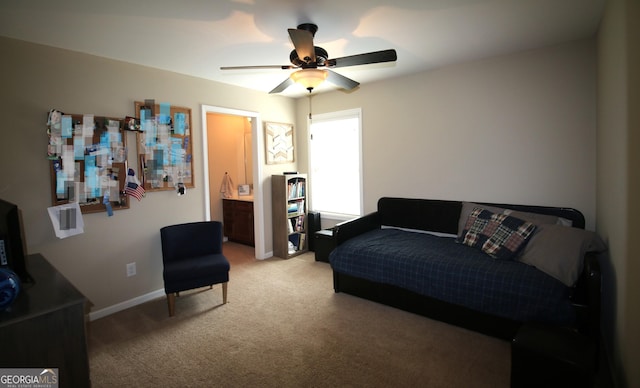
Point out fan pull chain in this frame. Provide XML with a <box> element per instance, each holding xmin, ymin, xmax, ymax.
<box><xmin>308</xmin><ymin>90</ymin><xmax>313</xmax><ymax>120</ymax></box>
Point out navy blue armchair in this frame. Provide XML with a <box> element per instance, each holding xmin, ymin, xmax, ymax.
<box><xmin>160</xmin><ymin>221</ymin><xmax>230</xmax><ymax>316</ymax></box>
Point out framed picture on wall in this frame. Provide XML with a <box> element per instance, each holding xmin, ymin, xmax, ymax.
<box><xmin>264</xmin><ymin>122</ymin><xmax>294</xmax><ymax>164</ymax></box>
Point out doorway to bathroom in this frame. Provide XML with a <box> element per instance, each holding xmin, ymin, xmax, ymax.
<box><xmin>201</xmin><ymin>105</ymin><xmax>266</xmax><ymax>259</ymax></box>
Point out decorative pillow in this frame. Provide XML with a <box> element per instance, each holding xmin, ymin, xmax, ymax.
<box><xmin>457</xmin><ymin>202</ymin><xmax>571</xmax><ymax>239</ymax></box>
<box><xmin>459</xmin><ymin>208</ymin><xmax>537</xmax><ymax>260</ymax></box>
<box><xmin>457</xmin><ymin>202</ymin><xmax>508</xmax><ymax>238</ymax></box>
<box><xmin>519</xmin><ymin>224</ymin><xmax>606</xmax><ymax>286</ymax></box>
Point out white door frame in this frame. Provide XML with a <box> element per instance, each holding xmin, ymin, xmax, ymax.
<box><xmin>201</xmin><ymin>105</ymin><xmax>267</xmax><ymax>259</ymax></box>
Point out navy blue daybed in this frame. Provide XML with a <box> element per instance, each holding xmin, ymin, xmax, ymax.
<box><xmin>329</xmin><ymin>197</ymin><xmax>602</xmax><ymax>341</ymax></box>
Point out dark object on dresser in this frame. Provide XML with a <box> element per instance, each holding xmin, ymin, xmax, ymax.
<box><xmin>330</xmin><ymin>197</ymin><xmax>601</xmax><ymax>342</ymax></box>
<box><xmin>0</xmin><ymin>198</ymin><xmax>32</xmax><ymax>284</ymax></box>
<box><xmin>160</xmin><ymin>221</ymin><xmax>230</xmax><ymax>316</ymax></box>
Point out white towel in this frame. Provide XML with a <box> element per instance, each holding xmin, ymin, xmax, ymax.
<box><xmin>220</xmin><ymin>173</ymin><xmax>235</xmax><ymax>198</ymax></box>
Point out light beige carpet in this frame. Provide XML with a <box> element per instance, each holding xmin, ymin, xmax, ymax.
<box><xmin>87</xmin><ymin>242</ymin><xmax>510</xmax><ymax>387</ymax></box>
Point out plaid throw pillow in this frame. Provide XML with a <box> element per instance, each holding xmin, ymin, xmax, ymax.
<box><xmin>459</xmin><ymin>207</ymin><xmax>537</xmax><ymax>260</ymax></box>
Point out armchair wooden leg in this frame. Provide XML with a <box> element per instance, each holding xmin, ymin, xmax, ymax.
<box><xmin>167</xmin><ymin>293</ymin><xmax>176</xmax><ymax>317</ymax></box>
<box><xmin>222</xmin><ymin>282</ymin><xmax>228</xmax><ymax>304</ymax></box>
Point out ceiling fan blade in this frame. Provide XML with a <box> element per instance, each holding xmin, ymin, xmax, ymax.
<box><xmin>326</xmin><ymin>70</ymin><xmax>360</xmax><ymax>90</ymax></box>
<box><xmin>288</xmin><ymin>28</ymin><xmax>316</xmax><ymax>64</ymax></box>
<box><xmin>327</xmin><ymin>49</ymin><xmax>397</xmax><ymax>68</ymax></box>
<box><xmin>221</xmin><ymin>65</ymin><xmax>295</xmax><ymax>70</ymax></box>
<box><xmin>269</xmin><ymin>77</ymin><xmax>295</xmax><ymax>94</ymax></box>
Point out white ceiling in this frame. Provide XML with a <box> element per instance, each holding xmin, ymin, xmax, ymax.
<box><xmin>0</xmin><ymin>0</ymin><xmax>605</xmax><ymax>98</ymax></box>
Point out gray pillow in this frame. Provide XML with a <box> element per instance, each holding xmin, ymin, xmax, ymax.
<box><xmin>505</xmin><ymin>210</ymin><xmax>561</xmax><ymax>226</ymax></box>
<box><xmin>518</xmin><ymin>224</ymin><xmax>606</xmax><ymax>286</ymax></box>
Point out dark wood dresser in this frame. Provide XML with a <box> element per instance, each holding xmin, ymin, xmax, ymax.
<box><xmin>222</xmin><ymin>198</ymin><xmax>254</xmax><ymax>246</ymax></box>
<box><xmin>0</xmin><ymin>254</ymin><xmax>90</xmax><ymax>387</ymax></box>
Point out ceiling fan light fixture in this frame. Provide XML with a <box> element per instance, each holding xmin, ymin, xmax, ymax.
<box><xmin>290</xmin><ymin>69</ymin><xmax>328</xmax><ymax>91</ymax></box>
<box><xmin>222</xmin><ymin>24</ymin><xmax>397</xmax><ymax>95</ymax></box>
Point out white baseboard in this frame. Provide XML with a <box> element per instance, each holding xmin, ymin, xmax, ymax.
<box><xmin>88</xmin><ymin>249</ymin><xmax>273</xmax><ymax>320</ymax></box>
<box><xmin>88</xmin><ymin>288</ymin><xmax>166</xmax><ymax>321</ymax></box>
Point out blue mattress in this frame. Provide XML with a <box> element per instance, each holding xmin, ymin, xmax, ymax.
<box><xmin>329</xmin><ymin>228</ymin><xmax>575</xmax><ymax>325</ymax></box>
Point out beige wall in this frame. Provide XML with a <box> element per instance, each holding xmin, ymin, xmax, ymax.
<box><xmin>0</xmin><ymin>36</ymin><xmax>296</xmax><ymax>315</ymax></box>
<box><xmin>297</xmin><ymin>39</ymin><xmax>597</xmax><ymax>229</ymax></box>
<box><xmin>597</xmin><ymin>0</ymin><xmax>640</xmax><ymax>386</ymax></box>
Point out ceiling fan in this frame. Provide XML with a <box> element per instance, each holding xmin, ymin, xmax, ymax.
<box><xmin>220</xmin><ymin>23</ymin><xmax>397</xmax><ymax>94</ymax></box>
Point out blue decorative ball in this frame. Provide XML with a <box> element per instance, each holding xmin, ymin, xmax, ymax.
<box><xmin>0</xmin><ymin>268</ymin><xmax>21</xmax><ymax>311</ymax></box>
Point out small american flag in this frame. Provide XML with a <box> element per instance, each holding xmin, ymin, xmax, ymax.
<box><xmin>125</xmin><ymin>182</ymin><xmax>145</xmax><ymax>201</ymax></box>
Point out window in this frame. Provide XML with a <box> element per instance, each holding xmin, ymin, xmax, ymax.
<box><xmin>309</xmin><ymin>108</ymin><xmax>363</xmax><ymax>220</ymax></box>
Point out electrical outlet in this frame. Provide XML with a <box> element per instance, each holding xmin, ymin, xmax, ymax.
<box><xmin>126</xmin><ymin>262</ymin><xmax>136</xmax><ymax>277</ymax></box>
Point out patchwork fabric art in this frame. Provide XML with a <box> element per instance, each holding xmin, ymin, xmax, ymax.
<box><xmin>459</xmin><ymin>207</ymin><xmax>537</xmax><ymax>260</ymax></box>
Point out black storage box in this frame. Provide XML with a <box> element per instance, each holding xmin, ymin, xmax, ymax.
<box><xmin>307</xmin><ymin>211</ymin><xmax>321</xmax><ymax>252</ymax></box>
<box><xmin>511</xmin><ymin>323</ymin><xmax>597</xmax><ymax>388</ymax></box>
<box><xmin>314</xmin><ymin>229</ymin><xmax>336</xmax><ymax>263</ymax></box>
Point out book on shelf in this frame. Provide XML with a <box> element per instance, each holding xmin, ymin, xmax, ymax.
<box><xmin>287</xmin><ymin>215</ymin><xmax>306</xmax><ymax>234</ymax></box>
<box><xmin>299</xmin><ymin>233</ymin><xmax>306</xmax><ymax>250</ymax></box>
<box><xmin>287</xmin><ymin>182</ymin><xmax>295</xmax><ymax>199</ymax></box>
<box><xmin>288</xmin><ymin>233</ymin><xmax>300</xmax><ymax>251</ymax></box>
<box><xmin>286</xmin><ymin>200</ymin><xmax>305</xmax><ymax>215</ymax></box>
<box><xmin>287</xmin><ymin>180</ymin><xmax>306</xmax><ymax>199</ymax></box>
<box><xmin>286</xmin><ymin>232</ymin><xmax>307</xmax><ymax>252</ymax></box>
<box><xmin>296</xmin><ymin>214</ymin><xmax>305</xmax><ymax>231</ymax></box>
